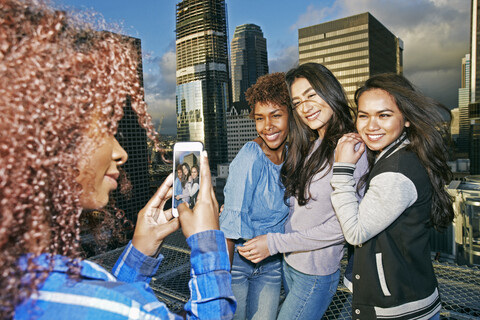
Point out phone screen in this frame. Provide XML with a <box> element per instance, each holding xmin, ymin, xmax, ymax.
<box><xmin>172</xmin><ymin>142</ymin><xmax>203</xmax><ymax>217</ymax></box>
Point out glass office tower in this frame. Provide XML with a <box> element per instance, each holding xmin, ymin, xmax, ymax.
<box><xmin>175</xmin><ymin>0</ymin><xmax>229</xmax><ymax>170</ymax></box>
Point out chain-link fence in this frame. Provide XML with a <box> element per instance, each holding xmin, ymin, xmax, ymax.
<box><xmin>91</xmin><ymin>230</ymin><xmax>480</xmax><ymax>319</ymax></box>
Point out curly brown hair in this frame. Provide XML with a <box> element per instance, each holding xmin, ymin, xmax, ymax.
<box><xmin>0</xmin><ymin>0</ymin><xmax>159</xmax><ymax>317</ymax></box>
<box><xmin>245</xmin><ymin>72</ymin><xmax>291</xmax><ymax>118</ymax></box>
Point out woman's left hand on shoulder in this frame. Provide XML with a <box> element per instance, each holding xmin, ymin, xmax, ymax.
<box><xmin>335</xmin><ymin>133</ymin><xmax>365</xmax><ymax>164</ymax></box>
<box><xmin>238</xmin><ymin>235</ymin><xmax>270</xmax><ymax>264</ymax></box>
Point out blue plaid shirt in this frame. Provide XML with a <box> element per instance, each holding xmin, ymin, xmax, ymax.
<box><xmin>15</xmin><ymin>230</ymin><xmax>236</xmax><ymax>319</ymax></box>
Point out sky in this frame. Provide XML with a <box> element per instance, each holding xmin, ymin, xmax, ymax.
<box><xmin>54</xmin><ymin>0</ymin><xmax>470</xmax><ymax>135</ymax></box>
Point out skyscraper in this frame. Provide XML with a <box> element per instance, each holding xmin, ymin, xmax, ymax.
<box><xmin>458</xmin><ymin>54</ymin><xmax>471</xmax><ymax>154</ymax></box>
<box><xmin>470</xmin><ymin>0</ymin><xmax>480</xmax><ymax>173</ymax></box>
<box><xmin>175</xmin><ymin>0</ymin><xmax>229</xmax><ymax>170</ymax></box>
<box><xmin>471</xmin><ymin>0</ymin><xmax>480</xmax><ymax>103</ymax></box>
<box><xmin>230</xmin><ymin>23</ymin><xmax>268</xmax><ymax>105</ymax></box>
<box><xmin>115</xmin><ymin>36</ymin><xmax>151</xmax><ymax>224</ymax></box>
<box><xmin>468</xmin><ymin>101</ymin><xmax>480</xmax><ymax>174</ymax></box>
<box><xmin>298</xmin><ymin>12</ymin><xmax>403</xmax><ymax>102</ymax></box>
<box><xmin>227</xmin><ymin>23</ymin><xmax>267</xmax><ymax>161</ymax></box>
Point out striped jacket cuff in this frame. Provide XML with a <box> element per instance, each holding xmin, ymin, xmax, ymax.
<box><xmin>332</xmin><ymin>162</ymin><xmax>356</xmax><ymax>176</ymax></box>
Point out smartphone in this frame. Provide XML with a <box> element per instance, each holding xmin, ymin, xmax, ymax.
<box><xmin>172</xmin><ymin>141</ymin><xmax>203</xmax><ymax>217</ymax></box>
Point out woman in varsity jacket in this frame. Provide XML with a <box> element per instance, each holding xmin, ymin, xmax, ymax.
<box><xmin>330</xmin><ymin>73</ymin><xmax>454</xmax><ymax>320</ymax></box>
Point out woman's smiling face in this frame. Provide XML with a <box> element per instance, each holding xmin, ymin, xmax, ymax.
<box><xmin>356</xmin><ymin>89</ymin><xmax>410</xmax><ymax>153</ymax></box>
<box><xmin>254</xmin><ymin>101</ymin><xmax>289</xmax><ymax>151</ymax></box>
<box><xmin>290</xmin><ymin>77</ymin><xmax>334</xmax><ymax>138</ymax></box>
<box><xmin>191</xmin><ymin>166</ymin><xmax>198</xmax><ymax>180</ymax></box>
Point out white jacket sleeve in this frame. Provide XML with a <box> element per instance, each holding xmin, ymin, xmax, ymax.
<box><xmin>330</xmin><ymin>163</ymin><xmax>417</xmax><ymax>245</ymax></box>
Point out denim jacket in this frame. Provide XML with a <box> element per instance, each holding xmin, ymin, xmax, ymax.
<box><xmin>220</xmin><ymin>141</ymin><xmax>289</xmax><ymax>240</ymax></box>
<box><xmin>15</xmin><ymin>230</ymin><xmax>236</xmax><ymax>319</ymax></box>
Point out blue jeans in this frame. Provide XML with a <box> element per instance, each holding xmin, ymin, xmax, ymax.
<box><xmin>231</xmin><ymin>250</ymin><xmax>282</xmax><ymax>320</ymax></box>
<box><xmin>277</xmin><ymin>260</ymin><xmax>340</xmax><ymax>320</ymax></box>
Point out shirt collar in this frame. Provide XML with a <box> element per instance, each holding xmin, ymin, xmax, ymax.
<box><xmin>375</xmin><ymin>132</ymin><xmax>410</xmax><ymax>163</ymax></box>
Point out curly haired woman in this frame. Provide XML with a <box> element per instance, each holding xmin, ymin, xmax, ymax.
<box><xmin>219</xmin><ymin>72</ymin><xmax>291</xmax><ymax>320</ymax></box>
<box><xmin>0</xmin><ymin>0</ymin><xmax>235</xmax><ymax>319</ymax></box>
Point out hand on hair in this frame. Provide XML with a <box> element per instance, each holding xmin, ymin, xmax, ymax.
<box><xmin>237</xmin><ymin>235</ymin><xmax>270</xmax><ymax>264</ymax></box>
<box><xmin>132</xmin><ymin>173</ymin><xmax>180</xmax><ymax>257</ymax></box>
<box><xmin>335</xmin><ymin>133</ymin><xmax>365</xmax><ymax>164</ymax></box>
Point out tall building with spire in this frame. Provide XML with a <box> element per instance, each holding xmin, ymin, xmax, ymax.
<box><xmin>230</xmin><ymin>23</ymin><xmax>268</xmax><ymax>105</ymax></box>
<box><xmin>175</xmin><ymin>0</ymin><xmax>229</xmax><ymax>170</ymax></box>
<box><xmin>298</xmin><ymin>12</ymin><xmax>403</xmax><ymax>102</ymax></box>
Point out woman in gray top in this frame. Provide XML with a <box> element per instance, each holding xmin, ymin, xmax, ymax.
<box><xmin>239</xmin><ymin>63</ymin><xmax>368</xmax><ymax>319</ymax></box>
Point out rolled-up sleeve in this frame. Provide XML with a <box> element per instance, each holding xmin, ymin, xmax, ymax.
<box><xmin>220</xmin><ymin>143</ymin><xmax>261</xmax><ymax>239</ymax></box>
<box><xmin>112</xmin><ymin>241</ymin><xmax>163</xmax><ymax>284</ymax></box>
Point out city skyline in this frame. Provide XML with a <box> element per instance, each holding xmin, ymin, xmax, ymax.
<box><xmin>55</xmin><ymin>0</ymin><xmax>469</xmax><ymax>135</ymax></box>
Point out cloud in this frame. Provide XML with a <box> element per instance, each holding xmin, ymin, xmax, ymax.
<box><xmin>269</xmin><ymin>45</ymin><xmax>299</xmax><ymax>73</ymax></box>
<box><xmin>289</xmin><ymin>4</ymin><xmax>340</xmax><ymax>32</ymax></box>
<box><xmin>408</xmin><ymin>68</ymin><xmax>461</xmax><ymax>108</ymax></box>
<box><xmin>143</xmin><ymin>48</ymin><xmax>177</xmax><ymax>135</ymax></box>
<box><xmin>283</xmin><ymin>0</ymin><xmax>470</xmax><ymax>108</ymax></box>
<box><xmin>144</xmin><ymin>92</ymin><xmax>177</xmax><ymax>135</ymax></box>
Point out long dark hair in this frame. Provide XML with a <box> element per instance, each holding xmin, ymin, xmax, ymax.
<box><xmin>191</xmin><ymin>164</ymin><xmax>200</xmax><ymax>184</ymax></box>
<box><xmin>355</xmin><ymin>73</ymin><xmax>454</xmax><ymax>229</ymax></box>
<box><xmin>281</xmin><ymin>63</ymin><xmax>355</xmax><ymax>205</ymax></box>
<box><xmin>181</xmin><ymin>162</ymin><xmax>191</xmax><ymax>188</ymax></box>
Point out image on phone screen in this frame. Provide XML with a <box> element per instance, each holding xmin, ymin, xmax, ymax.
<box><xmin>172</xmin><ymin>142</ymin><xmax>202</xmax><ymax>217</ymax></box>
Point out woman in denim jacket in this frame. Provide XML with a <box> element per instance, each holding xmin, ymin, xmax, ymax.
<box><xmin>220</xmin><ymin>72</ymin><xmax>291</xmax><ymax>320</ymax></box>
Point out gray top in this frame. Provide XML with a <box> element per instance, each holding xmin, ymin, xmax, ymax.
<box><xmin>267</xmin><ymin>139</ymin><xmax>368</xmax><ymax>275</ymax></box>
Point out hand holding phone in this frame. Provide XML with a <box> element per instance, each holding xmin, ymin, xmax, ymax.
<box><xmin>172</xmin><ymin>141</ymin><xmax>203</xmax><ymax>217</ymax></box>
<box><xmin>176</xmin><ymin>150</ymin><xmax>220</xmax><ymax>238</ymax></box>
<box><xmin>132</xmin><ymin>174</ymin><xmax>180</xmax><ymax>256</ymax></box>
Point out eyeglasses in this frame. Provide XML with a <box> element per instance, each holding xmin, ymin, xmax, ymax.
<box><xmin>291</xmin><ymin>99</ymin><xmax>321</xmax><ymax>110</ymax></box>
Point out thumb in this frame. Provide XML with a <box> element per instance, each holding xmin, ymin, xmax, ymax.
<box><xmin>165</xmin><ymin>217</ymin><xmax>180</xmax><ymax>232</ymax></box>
